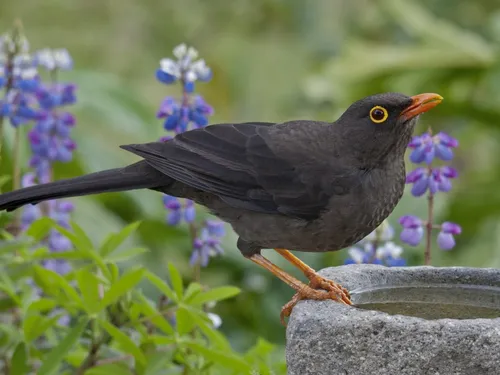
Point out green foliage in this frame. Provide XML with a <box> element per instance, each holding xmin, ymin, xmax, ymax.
<box><xmin>0</xmin><ymin>219</ymin><xmax>286</xmax><ymax>374</ymax></box>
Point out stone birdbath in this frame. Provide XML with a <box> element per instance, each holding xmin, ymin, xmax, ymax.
<box><xmin>286</xmin><ymin>264</ymin><xmax>500</xmax><ymax>375</ymax></box>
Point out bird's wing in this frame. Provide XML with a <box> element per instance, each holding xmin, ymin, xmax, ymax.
<box><xmin>121</xmin><ymin>121</ymin><xmax>356</xmax><ymax>220</ymax></box>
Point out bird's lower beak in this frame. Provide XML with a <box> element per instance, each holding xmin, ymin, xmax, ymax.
<box><xmin>400</xmin><ymin>93</ymin><xmax>443</xmax><ymax>121</ymax></box>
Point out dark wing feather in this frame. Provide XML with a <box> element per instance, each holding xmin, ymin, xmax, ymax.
<box><xmin>121</xmin><ymin>121</ymin><xmax>351</xmax><ymax>220</ymax></box>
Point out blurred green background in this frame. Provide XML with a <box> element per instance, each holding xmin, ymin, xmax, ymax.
<box><xmin>2</xmin><ymin>0</ymin><xmax>500</xmax><ymax>351</ymax></box>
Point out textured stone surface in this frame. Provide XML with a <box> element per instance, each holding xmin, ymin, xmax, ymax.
<box><xmin>286</xmin><ymin>264</ymin><xmax>500</xmax><ymax>375</ymax></box>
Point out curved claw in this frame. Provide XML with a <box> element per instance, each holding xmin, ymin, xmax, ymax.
<box><xmin>280</xmin><ymin>277</ymin><xmax>352</xmax><ymax>326</ymax></box>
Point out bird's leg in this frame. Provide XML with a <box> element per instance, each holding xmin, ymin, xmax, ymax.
<box><xmin>273</xmin><ymin>248</ymin><xmax>352</xmax><ymax>314</ymax></box>
<box><xmin>248</xmin><ymin>253</ymin><xmax>351</xmax><ymax>325</ymax></box>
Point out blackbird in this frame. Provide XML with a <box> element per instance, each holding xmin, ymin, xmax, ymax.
<box><xmin>0</xmin><ymin>92</ymin><xmax>443</xmax><ymax>323</ymax></box>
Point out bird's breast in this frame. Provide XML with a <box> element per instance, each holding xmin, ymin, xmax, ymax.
<box><xmin>307</xmin><ymin>164</ymin><xmax>406</xmax><ymax>251</ymax></box>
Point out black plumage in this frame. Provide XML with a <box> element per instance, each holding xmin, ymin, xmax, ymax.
<box><xmin>0</xmin><ymin>92</ymin><xmax>443</xmax><ymax>322</ymax></box>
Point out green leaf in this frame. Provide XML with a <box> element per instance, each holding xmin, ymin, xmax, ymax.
<box><xmin>68</xmin><ymin>221</ymin><xmax>95</xmax><ymax>251</ymax></box>
<box><xmin>33</xmin><ymin>266</ymin><xmax>82</xmax><ymax>307</ymax></box>
<box><xmin>99</xmin><ymin>319</ymin><xmax>146</xmax><ymax>366</ymax></box>
<box><xmin>0</xmin><ymin>296</ymin><xmax>17</xmax><ymax>311</ymax></box>
<box><xmin>0</xmin><ymin>174</ymin><xmax>11</xmax><ymax>188</ymax></box>
<box><xmin>100</xmin><ymin>222</ymin><xmax>141</xmax><ymax>257</ymax></box>
<box><xmin>76</xmin><ymin>268</ymin><xmax>101</xmax><ymax>314</ymax></box>
<box><xmin>11</xmin><ymin>342</ymin><xmax>29</xmax><ymax>375</ymax></box>
<box><xmin>148</xmin><ymin>335</ymin><xmax>176</xmax><ymax>345</ymax></box>
<box><xmin>38</xmin><ymin>317</ymin><xmax>89</xmax><ymax>375</ymax></box>
<box><xmin>84</xmin><ymin>363</ymin><xmax>133</xmax><ymax>375</ymax></box>
<box><xmin>0</xmin><ymin>238</ymin><xmax>33</xmax><ymax>256</ymax></box>
<box><xmin>134</xmin><ymin>294</ymin><xmax>174</xmax><ymax>335</ymax></box>
<box><xmin>182</xmin><ymin>340</ymin><xmax>251</xmax><ymax>372</ymax></box>
<box><xmin>25</xmin><ymin>217</ymin><xmax>54</xmax><ymax>241</ymax></box>
<box><xmin>26</xmin><ymin>298</ymin><xmax>57</xmax><ymax>313</ymax></box>
<box><xmin>245</xmin><ymin>338</ymin><xmax>275</xmax><ymax>359</ymax></box>
<box><xmin>183</xmin><ymin>282</ymin><xmax>203</xmax><ymax>302</ymax></box>
<box><xmin>142</xmin><ymin>351</ymin><xmax>174</xmax><ymax>375</ymax></box>
<box><xmin>23</xmin><ymin>313</ymin><xmax>63</xmax><ymax>343</ymax></box>
<box><xmin>100</xmin><ymin>268</ymin><xmax>145</xmax><ymax>310</ymax></box>
<box><xmin>176</xmin><ymin>306</ymin><xmax>195</xmax><ymax>335</ymax></box>
<box><xmin>0</xmin><ymin>274</ymin><xmax>21</xmax><ymax>305</ymax></box>
<box><xmin>167</xmin><ymin>263</ymin><xmax>183</xmax><ymax>299</ymax></box>
<box><xmin>188</xmin><ymin>286</ymin><xmax>241</xmax><ymax>306</ymax></box>
<box><xmin>31</xmin><ymin>250</ymin><xmax>93</xmax><ymax>261</ymax></box>
<box><xmin>0</xmin><ymin>322</ymin><xmax>23</xmax><ymax>348</ymax></box>
<box><xmin>186</xmin><ymin>309</ymin><xmax>231</xmax><ymax>350</ymax></box>
<box><xmin>145</xmin><ymin>271</ymin><xmax>177</xmax><ymax>302</ymax></box>
<box><xmin>105</xmin><ymin>247</ymin><xmax>148</xmax><ymax>263</ymax></box>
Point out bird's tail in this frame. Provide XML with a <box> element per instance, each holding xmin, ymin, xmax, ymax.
<box><xmin>0</xmin><ymin>161</ymin><xmax>171</xmax><ymax>212</ymax></box>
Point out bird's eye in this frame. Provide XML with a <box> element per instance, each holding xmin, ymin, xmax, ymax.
<box><xmin>369</xmin><ymin>106</ymin><xmax>388</xmax><ymax>123</ymax></box>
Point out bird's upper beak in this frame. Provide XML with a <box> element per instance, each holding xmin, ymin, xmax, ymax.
<box><xmin>400</xmin><ymin>93</ymin><xmax>443</xmax><ymax>121</ymax></box>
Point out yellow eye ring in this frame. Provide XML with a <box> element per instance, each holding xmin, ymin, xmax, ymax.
<box><xmin>369</xmin><ymin>106</ymin><xmax>388</xmax><ymax>123</ymax></box>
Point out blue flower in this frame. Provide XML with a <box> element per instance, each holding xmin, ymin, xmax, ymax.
<box><xmin>157</xmin><ymin>43</ymin><xmax>222</xmax><ymax>265</ymax></box>
<box><xmin>190</xmin><ymin>222</ymin><xmax>225</xmax><ymax>267</ymax></box>
<box><xmin>156</xmin><ymin>44</ymin><xmax>212</xmax><ymax>86</ymax></box>
<box><xmin>35</xmin><ymin>48</ymin><xmax>73</xmax><ymax>71</ymax></box>
<box><xmin>0</xmin><ymin>90</ymin><xmax>39</xmax><ymax>126</ymax></box>
<box><xmin>437</xmin><ymin>222</ymin><xmax>462</xmax><ymax>251</ymax></box>
<box><xmin>399</xmin><ymin>215</ymin><xmax>424</xmax><ymax>246</ymax></box>
<box><xmin>163</xmin><ymin>195</ymin><xmax>197</xmax><ymax>225</ymax></box>
<box><xmin>406</xmin><ymin>166</ymin><xmax>458</xmax><ymax>197</ymax></box>
<box><xmin>345</xmin><ymin>221</ymin><xmax>406</xmax><ymax>266</ymax></box>
<box><xmin>408</xmin><ymin>132</ymin><xmax>458</xmax><ymax>164</ymax></box>
<box><xmin>189</xmin><ymin>95</ymin><xmax>214</xmax><ymax>128</ymax></box>
<box><xmin>35</xmin><ymin>83</ymin><xmax>77</xmax><ymax>109</ymax></box>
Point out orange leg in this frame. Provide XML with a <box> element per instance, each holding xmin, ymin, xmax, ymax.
<box><xmin>274</xmin><ymin>248</ymin><xmax>351</xmax><ymax>301</ymax></box>
<box><xmin>249</xmin><ymin>252</ymin><xmax>352</xmax><ymax>325</ymax></box>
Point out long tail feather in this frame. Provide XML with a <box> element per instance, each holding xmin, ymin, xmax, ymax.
<box><xmin>0</xmin><ymin>161</ymin><xmax>171</xmax><ymax>212</ymax></box>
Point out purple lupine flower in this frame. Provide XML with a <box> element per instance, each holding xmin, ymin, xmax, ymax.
<box><xmin>190</xmin><ymin>221</ymin><xmax>225</xmax><ymax>267</ymax></box>
<box><xmin>0</xmin><ymin>89</ymin><xmax>40</xmax><ymax>126</ymax></box>
<box><xmin>399</xmin><ymin>215</ymin><xmax>424</xmax><ymax>246</ymax></box>
<box><xmin>189</xmin><ymin>95</ymin><xmax>214</xmax><ymax>128</ymax></box>
<box><xmin>35</xmin><ymin>48</ymin><xmax>73</xmax><ymax>71</ymax></box>
<box><xmin>157</xmin><ymin>44</ymin><xmax>224</xmax><ymax>267</ymax></box>
<box><xmin>406</xmin><ymin>166</ymin><xmax>458</xmax><ymax>197</ymax></box>
<box><xmin>0</xmin><ymin>35</ymin><xmax>41</xmax><ymax>125</ymax></box>
<box><xmin>156</xmin><ymin>44</ymin><xmax>212</xmax><ymax>86</ymax></box>
<box><xmin>408</xmin><ymin>132</ymin><xmax>458</xmax><ymax>164</ymax></box>
<box><xmin>163</xmin><ymin>195</ymin><xmax>197</xmax><ymax>225</ymax></box>
<box><xmin>19</xmin><ymin>48</ymin><xmax>77</xmax><ymax>276</ymax></box>
<box><xmin>344</xmin><ymin>220</ymin><xmax>406</xmax><ymax>266</ymax></box>
<box><xmin>437</xmin><ymin>222</ymin><xmax>462</xmax><ymax>250</ymax></box>
<box><xmin>402</xmin><ymin>127</ymin><xmax>461</xmax><ymax>263</ymax></box>
<box><xmin>35</xmin><ymin>83</ymin><xmax>77</xmax><ymax>109</ymax></box>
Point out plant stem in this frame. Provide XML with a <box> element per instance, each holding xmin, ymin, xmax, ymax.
<box><xmin>12</xmin><ymin>126</ymin><xmax>22</xmax><ymax>190</ymax></box>
<box><xmin>75</xmin><ymin>320</ymin><xmax>106</xmax><ymax>375</ymax></box>
<box><xmin>189</xmin><ymin>222</ymin><xmax>200</xmax><ymax>282</ymax></box>
<box><xmin>0</xmin><ymin>52</ymin><xmax>15</xmax><ymax>193</ymax></box>
<box><xmin>424</xmin><ymin>127</ymin><xmax>434</xmax><ymax>266</ymax></box>
<box><xmin>424</xmin><ymin>193</ymin><xmax>434</xmax><ymax>265</ymax></box>
<box><xmin>10</xmin><ymin>126</ymin><xmax>22</xmax><ymax>231</ymax></box>
<box><xmin>179</xmin><ymin>77</ymin><xmax>202</xmax><ymax>282</ymax></box>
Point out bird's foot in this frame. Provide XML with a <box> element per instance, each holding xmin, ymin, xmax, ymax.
<box><xmin>280</xmin><ymin>275</ymin><xmax>352</xmax><ymax>326</ymax></box>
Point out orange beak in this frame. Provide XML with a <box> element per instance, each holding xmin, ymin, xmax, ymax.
<box><xmin>400</xmin><ymin>93</ymin><xmax>443</xmax><ymax>121</ymax></box>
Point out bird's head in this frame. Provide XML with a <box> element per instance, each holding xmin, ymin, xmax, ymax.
<box><xmin>335</xmin><ymin>92</ymin><xmax>443</xmax><ymax>165</ymax></box>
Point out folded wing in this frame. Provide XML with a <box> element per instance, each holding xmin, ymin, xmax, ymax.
<box><xmin>121</xmin><ymin>121</ymin><xmax>353</xmax><ymax>221</ymax></box>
